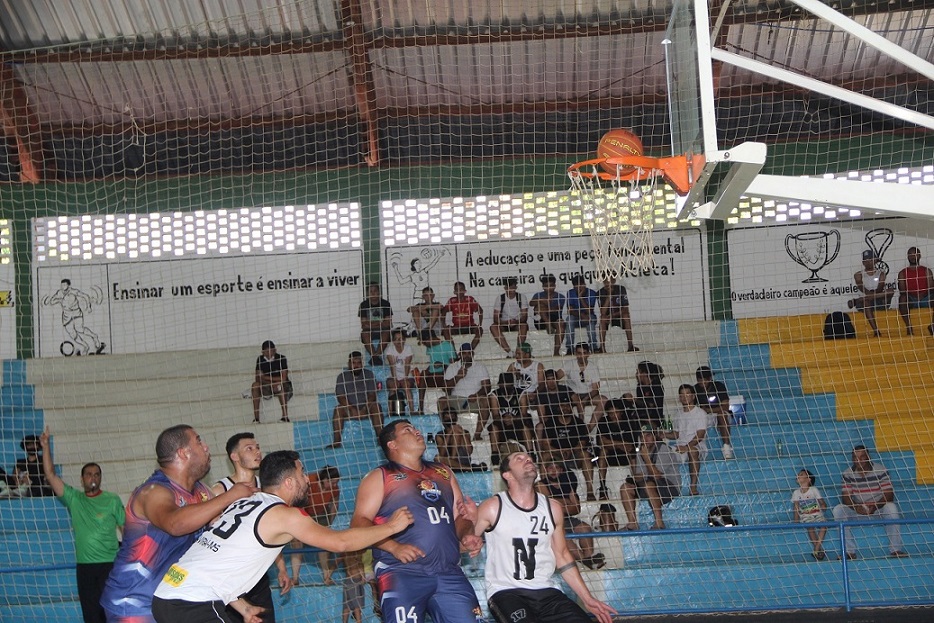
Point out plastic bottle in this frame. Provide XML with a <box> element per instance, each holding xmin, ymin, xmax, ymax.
<box><xmin>776</xmin><ymin>438</ymin><xmax>784</xmax><ymax>458</ymax></box>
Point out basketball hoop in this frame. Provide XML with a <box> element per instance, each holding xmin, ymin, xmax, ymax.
<box><xmin>568</xmin><ymin>154</ymin><xmax>702</xmax><ymax>279</ymax></box>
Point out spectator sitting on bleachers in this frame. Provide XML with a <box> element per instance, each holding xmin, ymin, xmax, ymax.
<box><xmin>292</xmin><ymin>465</ymin><xmax>341</xmax><ymax>585</ymax></box>
<box><xmin>529</xmin><ymin>273</ymin><xmax>566</xmax><ymax>356</ymax></box>
<box><xmin>328</xmin><ymin>351</ymin><xmax>384</xmax><ymax>449</ymax></box>
<box><xmin>415</xmin><ymin>329</ymin><xmax>456</xmax><ymax>398</ymax></box>
<box><xmin>489</xmin><ymin>276</ymin><xmax>530</xmax><ymax>357</ymax></box>
<box><xmin>507</xmin><ymin>342</ymin><xmax>545</xmax><ymax>423</ymax></box>
<box><xmin>488</xmin><ymin>372</ymin><xmax>536</xmax><ymax>465</ymax></box>
<box><xmin>847</xmin><ymin>249</ymin><xmax>889</xmax><ymax>337</ymax></box>
<box><xmin>832</xmin><ymin>445</ymin><xmax>906</xmax><ymax>559</ymax></box>
<box><xmin>442</xmin><ymin>281</ymin><xmax>483</xmax><ymax>350</ymax></box>
<box><xmin>532</xmin><ymin>368</ymin><xmax>574</xmax><ymax>439</ymax></box>
<box><xmin>557</xmin><ymin>342</ymin><xmax>606</xmax><ymax>430</ymax></box>
<box><xmin>15</xmin><ymin>434</ymin><xmax>54</xmax><ymax>497</ymax></box>
<box><xmin>250</xmin><ymin>339</ymin><xmax>290</xmax><ymax>423</ymax></box>
<box><xmin>633</xmin><ymin>360</ymin><xmax>665</xmax><ymax>429</ymax></box>
<box><xmin>792</xmin><ymin>468</ymin><xmax>828</xmax><ymax>561</ymax></box>
<box><xmin>384</xmin><ymin>329</ymin><xmax>420</xmax><ymax>416</ymax></box>
<box><xmin>694</xmin><ymin>365</ymin><xmax>733</xmax><ymax>460</ymax></box>
<box><xmin>536</xmin><ymin>461</ymin><xmax>605</xmax><ymax>570</ymax></box>
<box><xmin>594</xmin><ymin>396</ymin><xmax>640</xmax><ymax>500</ymax></box>
<box><xmin>408</xmin><ymin>286</ymin><xmax>443</xmax><ymax>342</ymax></box>
<box><xmin>897</xmin><ymin>246</ymin><xmax>934</xmax><ymax>336</ymax></box>
<box><xmin>0</xmin><ymin>467</ymin><xmax>29</xmax><ymax>498</ymax></box>
<box><xmin>598</xmin><ymin>275</ymin><xmax>638</xmax><ymax>353</ymax></box>
<box><xmin>566</xmin><ymin>274</ymin><xmax>599</xmax><ymax>354</ymax></box>
<box><xmin>358</xmin><ymin>283</ymin><xmax>392</xmax><ymax>366</ymax></box>
<box><xmin>620</xmin><ymin>427</ymin><xmax>681</xmax><ymax>530</ymax></box>
<box><xmin>434</xmin><ymin>408</ymin><xmax>487</xmax><ymax>472</ymax></box>
<box><xmin>663</xmin><ymin>384</ymin><xmax>708</xmax><ymax>496</ymax></box>
<box><xmin>439</xmin><ymin>343</ymin><xmax>494</xmax><ymax>440</ymax></box>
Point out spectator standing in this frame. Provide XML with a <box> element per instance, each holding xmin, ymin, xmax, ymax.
<box><xmin>438</xmin><ymin>343</ymin><xmax>494</xmax><ymax>440</ymax></box>
<box><xmin>897</xmin><ymin>246</ymin><xmax>934</xmax><ymax>336</ymax></box>
<box><xmin>15</xmin><ymin>434</ymin><xmax>53</xmax><ymax>497</ymax></box>
<box><xmin>847</xmin><ymin>250</ymin><xmax>889</xmax><ymax>337</ymax></box>
<box><xmin>633</xmin><ymin>361</ymin><xmax>665</xmax><ymax>429</ymax></box>
<box><xmin>664</xmin><ymin>384</ymin><xmax>708</xmax><ymax>496</ymax></box>
<box><xmin>566</xmin><ymin>275</ymin><xmax>599</xmax><ymax>354</ymax></box>
<box><xmin>291</xmin><ymin>466</ymin><xmax>342</xmax><ymax>585</ymax></box>
<box><xmin>558</xmin><ymin>343</ymin><xmax>606</xmax><ymax>429</ymax></box>
<box><xmin>442</xmin><ymin>281</ymin><xmax>483</xmax><ymax>350</ymax></box>
<box><xmin>385</xmin><ymin>329</ymin><xmax>419</xmax><ymax>416</ymax></box>
<box><xmin>694</xmin><ymin>365</ymin><xmax>733</xmax><ymax>460</ymax></box>
<box><xmin>251</xmin><ymin>340</ymin><xmax>291</xmax><ymax>423</ymax></box>
<box><xmin>100</xmin><ymin>425</ymin><xmax>253</xmax><ymax>622</ymax></box>
<box><xmin>339</xmin><ymin>550</ymin><xmax>368</xmax><ymax>623</ymax></box>
<box><xmin>594</xmin><ymin>397</ymin><xmax>640</xmax><ymax>499</ymax></box>
<box><xmin>359</xmin><ymin>283</ymin><xmax>393</xmax><ymax>365</ymax></box>
<box><xmin>619</xmin><ymin>428</ymin><xmax>681</xmax><ymax>530</ymax></box>
<box><xmin>529</xmin><ymin>273</ymin><xmax>566</xmax><ymax>355</ymax></box>
<box><xmin>792</xmin><ymin>469</ymin><xmax>828</xmax><ymax>561</ymax></box>
<box><xmin>329</xmin><ymin>351</ymin><xmax>384</xmax><ymax>449</ymax></box>
<box><xmin>472</xmin><ymin>452</ymin><xmax>616</xmax><ymax>623</ymax></box>
<box><xmin>151</xmin><ymin>451</ymin><xmax>413</xmax><ymax>623</ymax></box>
<box><xmin>488</xmin><ymin>372</ymin><xmax>536</xmax><ymax>463</ymax></box>
<box><xmin>350</xmin><ymin>420</ymin><xmax>484</xmax><ymax>623</ymax></box>
<box><xmin>39</xmin><ymin>427</ymin><xmax>125</xmax><ymax>623</ymax></box>
<box><xmin>598</xmin><ymin>276</ymin><xmax>638</xmax><ymax>352</ymax></box>
<box><xmin>832</xmin><ymin>445</ymin><xmax>906</xmax><ymax>559</ymax></box>
<box><xmin>212</xmin><ymin>432</ymin><xmax>291</xmax><ymax>622</ymax></box>
<box><xmin>489</xmin><ymin>277</ymin><xmax>529</xmax><ymax>357</ymax></box>
<box><xmin>536</xmin><ymin>461</ymin><xmax>604</xmax><ymax>569</ymax></box>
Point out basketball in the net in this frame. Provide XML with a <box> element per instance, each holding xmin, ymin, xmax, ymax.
<box><xmin>596</xmin><ymin>129</ymin><xmax>644</xmax><ymax>175</ymax></box>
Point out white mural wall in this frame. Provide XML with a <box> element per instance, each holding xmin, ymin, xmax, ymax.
<box><xmin>728</xmin><ymin>219</ymin><xmax>933</xmax><ymax>317</ymax></box>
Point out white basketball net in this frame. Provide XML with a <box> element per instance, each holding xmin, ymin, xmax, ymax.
<box><xmin>568</xmin><ymin>164</ymin><xmax>661</xmax><ymax>279</ymax></box>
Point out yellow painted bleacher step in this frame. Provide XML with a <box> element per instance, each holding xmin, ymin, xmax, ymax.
<box><xmin>875</xmin><ymin>418</ymin><xmax>934</xmax><ymax>452</ymax></box>
<box><xmin>801</xmin><ymin>363</ymin><xmax>934</xmax><ymax>394</ymax></box>
<box><xmin>739</xmin><ymin>309</ymin><xmax>934</xmax><ymax>345</ymax></box>
<box><xmin>770</xmin><ymin>339</ymin><xmax>929</xmax><ymax>369</ymax></box>
<box><xmin>835</xmin><ymin>388</ymin><xmax>934</xmax><ymax>421</ymax></box>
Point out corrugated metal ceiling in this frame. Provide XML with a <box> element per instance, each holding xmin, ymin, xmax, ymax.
<box><xmin>1</xmin><ymin>0</ymin><xmax>932</xmax><ymax>132</ymax></box>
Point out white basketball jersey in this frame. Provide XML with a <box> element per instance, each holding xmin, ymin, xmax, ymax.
<box><xmin>484</xmin><ymin>491</ymin><xmax>558</xmax><ymax>597</ymax></box>
<box><xmin>153</xmin><ymin>492</ymin><xmax>284</xmax><ymax>605</ymax></box>
<box><xmin>513</xmin><ymin>361</ymin><xmax>539</xmax><ymax>394</ymax></box>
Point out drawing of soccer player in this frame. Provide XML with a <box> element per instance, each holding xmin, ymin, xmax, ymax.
<box><xmin>43</xmin><ymin>279</ymin><xmax>106</xmax><ymax>356</ymax></box>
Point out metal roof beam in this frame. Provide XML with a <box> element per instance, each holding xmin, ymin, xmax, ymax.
<box><xmin>0</xmin><ymin>63</ymin><xmax>45</xmax><ymax>182</ymax></box>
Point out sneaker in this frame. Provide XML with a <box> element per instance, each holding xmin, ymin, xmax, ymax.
<box><xmin>722</xmin><ymin>443</ymin><xmax>734</xmax><ymax>460</ymax></box>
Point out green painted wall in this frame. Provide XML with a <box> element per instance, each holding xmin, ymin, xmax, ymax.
<box><xmin>4</xmin><ymin>133</ymin><xmax>933</xmax><ymax>355</ymax></box>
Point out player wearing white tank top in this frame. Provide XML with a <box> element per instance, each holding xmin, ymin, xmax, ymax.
<box><xmin>471</xmin><ymin>452</ymin><xmax>616</xmax><ymax>623</ymax></box>
<box><xmin>151</xmin><ymin>451</ymin><xmax>413</xmax><ymax>623</ymax></box>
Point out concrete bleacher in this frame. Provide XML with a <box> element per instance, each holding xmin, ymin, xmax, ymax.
<box><xmin>3</xmin><ymin>317</ymin><xmax>934</xmax><ymax>621</ymax></box>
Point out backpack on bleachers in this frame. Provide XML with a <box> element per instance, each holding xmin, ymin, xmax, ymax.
<box><xmin>823</xmin><ymin>311</ymin><xmax>856</xmax><ymax>340</ymax></box>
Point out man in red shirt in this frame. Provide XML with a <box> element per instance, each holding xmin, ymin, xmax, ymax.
<box><xmin>442</xmin><ymin>281</ymin><xmax>483</xmax><ymax>350</ymax></box>
<box><xmin>897</xmin><ymin>246</ymin><xmax>934</xmax><ymax>335</ymax></box>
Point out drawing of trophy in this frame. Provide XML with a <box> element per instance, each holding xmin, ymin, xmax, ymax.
<box><xmin>865</xmin><ymin>227</ymin><xmax>894</xmax><ymax>275</ymax></box>
<box><xmin>785</xmin><ymin>230</ymin><xmax>841</xmax><ymax>283</ymax></box>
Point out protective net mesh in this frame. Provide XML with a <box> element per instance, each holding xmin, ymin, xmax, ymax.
<box><xmin>1</xmin><ymin>0</ymin><xmax>934</xmax><ymax>622</ymax></box>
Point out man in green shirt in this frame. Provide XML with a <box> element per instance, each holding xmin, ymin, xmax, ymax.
<box><xmin>40</xmin><ymin>427</ymin><xmax>125</xmax><ymax>623</ymax></box>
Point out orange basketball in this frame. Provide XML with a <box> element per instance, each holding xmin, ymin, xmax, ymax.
<box><xmin>596</xmin><ymin>129</ymin><xmax>644</xmax><ymax>175</ymax></box>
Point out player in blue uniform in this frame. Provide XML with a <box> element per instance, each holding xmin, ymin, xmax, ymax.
<box><xmin>351</xmin><ymin>419</ymin><xmax>485</xmax><ymax>623</ymax></box>
<box><xmin>100</xmin><ymin>425</ymin><xmax>254</xmax><ymax>623</ymax></box>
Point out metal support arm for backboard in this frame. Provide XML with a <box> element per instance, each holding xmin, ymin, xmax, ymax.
<box><xmin>745</xmin><ymin>175</ymin><xmax>934</xmax><ymax>220</ymax></box>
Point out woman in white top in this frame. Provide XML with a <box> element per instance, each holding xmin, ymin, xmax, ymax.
<box><xmin>384</xmin><ymin>329</ymin><xmax>419</xmax><ymax>415</ymax></box>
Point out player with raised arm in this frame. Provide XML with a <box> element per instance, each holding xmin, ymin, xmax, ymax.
<box><xmin>472</xmin><ymin>452</ymin><xmax>616</xmax><ymax>623</ymax></box>
<box><xmin>351</xmin><ymin>419</ymin><xmax>485</xmax><ymax>623</ymax></box>
<box><xmin>152</xmin><ymin>450</ymin><xmax>413</xmax><ymax>623</ymax></box>
<box><xmin>100</xmin><ymin>425</ymin><xmax>255</xmax><ymax>623</ymax></box>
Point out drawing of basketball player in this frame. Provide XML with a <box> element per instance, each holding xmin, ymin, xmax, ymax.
<box><xmin>44</xmin><ymin>279</ymin><xmax>105</xmax><ymax>355</ymax></box>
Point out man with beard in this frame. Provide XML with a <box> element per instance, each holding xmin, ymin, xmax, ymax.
<box><xmin>212</xmin><ymin>433</ymin><xmax>292</xmax><ymax>622</ymax></box>
<box><xmin>152</xmin><ymin>451</ymin><xmax>414</xmax><ymax>623</ymax></box>
<box><xmin>897</xmin><ymin>246</ymin><xmax>934</xmax><ymax>335</ymax></box>
<box><xmin>101</xmin><ymin>425</ymin><xmax>255</xmax><ymax>623</ymax></box>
